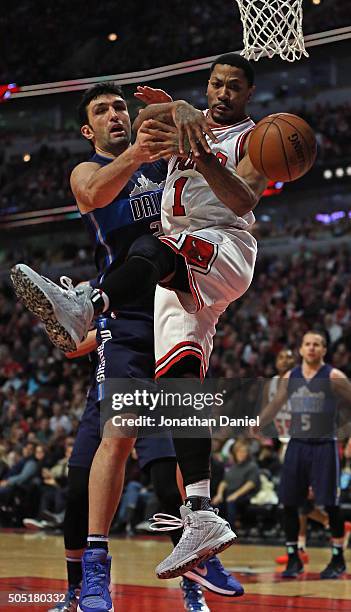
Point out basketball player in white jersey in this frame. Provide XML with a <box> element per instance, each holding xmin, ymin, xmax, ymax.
<box><xmin>262</xmin><ymin>349</ymin><xmax>295</xmax><ymax>445</ymax></box>
<box><xmin>11</xmin><ymin>54</ymin><xmax>269</xmax><ymax>583</ymax></box>
<box><xmin>132</xmin><ymin>54</ymin><xmax>267</xmax><ymax>384</ymax></box>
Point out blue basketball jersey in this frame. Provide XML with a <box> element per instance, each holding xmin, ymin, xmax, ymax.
<box><xmin>288</xmin><ymin>364</ymin><xmax>337</xmax><ymax>440</ymax></box>
<box><xmin>80</xmin><ymin>153</ymin><xmax>167</xmax><ymax>280</ymax></box>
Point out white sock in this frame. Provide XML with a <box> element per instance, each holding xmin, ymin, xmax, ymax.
<box><xmin>91</xmin><ymin>289</ymin><xmax>110</xmax><ymax>313</ymax></box>
<box><xmin>185</xmin><ymin>479</ymin><xmax>210</xmax><ymax>499</ymax></box>
<box><xmin>298</xmin><ymin>536</ymin><xmax>306</xmax><ymax>550</ymax></box>
<box><xmin>101</xmin><ymin>291</ymin><xmax>110</xmax><ymax>313</ymax></box>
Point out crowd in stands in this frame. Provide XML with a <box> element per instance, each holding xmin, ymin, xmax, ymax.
<box><xmin>0</xmin><ymin>147</ymin><xmax>83</xmax><ymax>215</ymax></box>
<box><xmin>1</xmin><ymin>242</ymin><xmax>351</xmax><ymax>532</ymax></box>
<box><xmin>212</xmin><ymin>246</ymin><xmax>351</xmax><ymax>379</ymax></box>
<box><xmin>296</xmin><ymin>102</ymin><xmax>351</xmax><ymax>162</ymax></box>
<box><xmin>0</xmin><ymin>0</ymin><xmax>348</xmax><ymax>85</ymax></box>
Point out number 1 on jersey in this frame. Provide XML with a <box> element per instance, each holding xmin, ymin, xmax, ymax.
<box><xmin>172</xmin><ymin>177</ymin><xmax>188</xmax><ymax>216</ymax></box>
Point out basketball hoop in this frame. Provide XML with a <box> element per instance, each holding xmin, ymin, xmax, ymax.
<box><xmin>235</xmin><ymin>0</ymin><xmax>309</xmax><ymax>62</ymax></box>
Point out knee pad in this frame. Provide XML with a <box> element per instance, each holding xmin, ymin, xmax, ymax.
<box><xmin>127</xmin><ymin>234</ymin><xmax>176</xmax><ymax>280</ymax></box>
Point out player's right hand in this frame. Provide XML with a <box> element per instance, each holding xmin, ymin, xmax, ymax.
<box><xmin>172</xmin><ymin>101</ymin><xmax>217</xmax><ymax>157</ymax></box>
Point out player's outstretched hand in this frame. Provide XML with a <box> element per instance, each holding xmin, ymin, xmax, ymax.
<box><xmin>136</xmin><ymin>119</ymin><xmax>180</xmax><ymax>161</ymax></box>
<box><xmin>134</xmin><ymin>85</ymin><xmax>173</xmax><ymax>105</ymax></box>
<box><xmin>172</xmin><ymin>101</ymin><xmax>217</xmax><ymax>157</ymax></box>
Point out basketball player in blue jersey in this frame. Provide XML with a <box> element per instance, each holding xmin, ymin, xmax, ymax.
<box><xmin>254</xmin><ymin>331</ymin><xmax>351</xmax><ymax>579</ymax></box>
<box><xmin>12</xmin><ymin>55</ymin><xmax>266</xmax><ymax>603</ymax></box>
<box><xmin>38</xmin><ymin>83</ymin><xmax>241</xmax><ymax>612</ymax></box>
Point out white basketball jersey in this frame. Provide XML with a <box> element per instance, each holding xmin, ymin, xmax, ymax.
<box><xmin>161</xmin><ymin>112</ymin><xmax>255</xmax><ymax>237</ymax></box>
<box><xmin>269</xmin><ymin>375</ymin><xmax>291</xmax><ymax>441</ymax></box>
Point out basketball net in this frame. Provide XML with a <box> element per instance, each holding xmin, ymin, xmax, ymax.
<box><xmin>235</xmin><ymin>0</ymin><xmax>309</xmax><ymax>62</ymax></box>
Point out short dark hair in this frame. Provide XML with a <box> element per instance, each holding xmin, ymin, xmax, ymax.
<box><xmin>302</xmin><ymin>330</ymin><xmax>327</xmax><ymax>347</ymax></box>
<box><xmin>78</xmin><ymin>82</ymin><xmax>125</xmax><ymax>126</ymax></box>
<box><xmin>210</xmin><ymin>53</ymin><xmax>255</xmax><ymax>87</ymax></box>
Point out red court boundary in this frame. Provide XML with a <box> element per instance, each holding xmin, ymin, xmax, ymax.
<box><xmin>0</xmin><ymin>576</ymin><xmax>350</xmax><ymax>611</ymax></box>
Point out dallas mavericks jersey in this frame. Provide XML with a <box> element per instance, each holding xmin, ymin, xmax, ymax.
<box><xmin>288</xmin><ymin>364</ymin><xmax>337</xmax><ymax>440</ymax></box>
<box><xmin>80</xmin><ymin>153</ymin><xmax>167</xmax><ymax>279</ymax></box>
<box><xmin>161</xmin><ymin>113</ymin><xmax>255</xmax><ymax>237</ymax></box>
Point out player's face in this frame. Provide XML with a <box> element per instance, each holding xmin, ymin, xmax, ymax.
<box><xmin>83</xmin><ymin>94</ymin><xmax>131</xmax><ymax>153</ymax></box>
<box><xmin>207</xmin><ymin>64</ymin><xmax>254</xmax><ymax>125</ymax></box>
<box><xmin>276</xmin><ymin>350</ymin><xmax>294</xmax><ymax>375</ymax></box>
<box><xmin>299</xmin><ymin>333</ymin><xmax>327</xmax><ymax>366</ymax></box>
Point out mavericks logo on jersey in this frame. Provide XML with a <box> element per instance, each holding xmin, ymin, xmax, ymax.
<box><xmin>129</xmin><ymin>175</ymin><xmax>165</xmax><ymax>222</ymax></box>
<box><xmin>290</xmin><ymin>386</ymin><xmax>326</xmax><ymax>413</ymax></box>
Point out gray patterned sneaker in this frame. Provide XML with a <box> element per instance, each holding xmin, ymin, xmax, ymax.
<box><xmin>11</xmin><ymin>264</ymin><xmax>94</xmax><ymax>352</ymax></box>
<box><xmin>152</xmin><ymin>506</ymin><xmax>237</xmax><ymax>579</ymax></box>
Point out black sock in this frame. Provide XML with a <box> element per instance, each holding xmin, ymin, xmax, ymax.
<box><xmin>66</xmin><ymin>558</ymin><xmax>82</xmax><ymax>588</ymax></box>
<box><xmin>184</xmin><ymin>496</ymin><xmax>213</xmax><ymax>512</ymax></box>
<box><xmin>332</xmin><ymin>544</ymin><xmax>344</xmax><ymax>560</ymax></box>
<box><xmin>286</xmin><ymin>543</ymin><xmax>298</xmax><ymax>557</ymax></box>
<box><xmin>87</xmin><ymin>535</ymin><xmax>108</xmax><ymax>552</ymax></box>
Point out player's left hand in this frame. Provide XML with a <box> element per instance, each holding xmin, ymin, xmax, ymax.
<box><xmin>134</xmin><ymin>85</ymin><xmax>173</xmax><ymax>105</ymax></box>
<box><xmin>137</xmin><ymin>119</ymin><xmax>181</xmax><ymax>160</ymax></box>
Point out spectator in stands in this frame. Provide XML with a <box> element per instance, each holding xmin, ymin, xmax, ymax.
<box><xmin>210</xmin><ymin>439</ymin><xmax>225</xmax><ymax>499</ymax></box>
<box><xmin>0</xmin><ymin>442</ymin><xmax>39</xmax><ymax>521</ymax></box>
<box><xmin>212</xmin><ymin>439</ymin><xmax>260</xmax><ymax>527</ymax></box>
<box><xmin>49</xmin><ymin>402</ymin><xmax>72</xmax><ymax>435</ymax></box>
<box><xmin>0</xmin><ymin>444</ymin><xmax>8</xmax><ymax>481</ymax></box>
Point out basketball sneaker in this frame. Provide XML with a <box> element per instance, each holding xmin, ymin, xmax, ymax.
<box><xmin>320</xmin><ymin>551</ymin><xmax>346</xmax><ymax>579</ymax></box>
<box><xmin>48</xmin><ymin>586</ymin><xmax>80</xmax><ymax>612</ymax></box>
<box><xmin>275</xmin><ymin>549</ymin><xmax>309</xmax><ymax>565</ymax></box>
<box><xmin>154</xmin><ymin>505</ymin><xmax>236</xmax><ymax>579</ymax></box>
<box><xmin>11</xmin><ymin>264</ymin><xmax>94</xmax><ymax>352</ymax></box>
<box><xmin>181</xmin><ymin>577</ymin><xmax>210</xmax><ymax>611</ymax></box>
<box><xmin>281</xmin><ymin>555</ymin><xmax>304</xmax><ymax>578</ymax></box>
<box><xmin>23</xmin><ymin>518</ymin><xmax>52</xmax><ymax>530</ymax></box>
<box><xmin>184</xmin><ymin>556</ymin><xmax>244</xmax><ymax>597</ymax></box>
<box><xmin>78</xmin><ymin>549</ymin><xmax>113</xmax><ymax>612</ymax></box>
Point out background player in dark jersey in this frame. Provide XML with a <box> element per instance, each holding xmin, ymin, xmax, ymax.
<box><xmin>255</xmin><ymin>331</ymin><xmax>351</xmax><ymax>579</ymax></box>
<box><xmin>262</xmin><ymin>349</ymin><xmax>331</xmax><ymax>566</ymax></box>
<box><xmin>44</xmin><ymin>83</ymin><xmax>241</xmax><ymax>612</ymax></box>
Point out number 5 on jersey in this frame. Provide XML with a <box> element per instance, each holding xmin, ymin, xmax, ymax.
<box><xmin>172</xmin><ymin>177</ymin><xmax>188</xmax><ymax>216</ymax></box>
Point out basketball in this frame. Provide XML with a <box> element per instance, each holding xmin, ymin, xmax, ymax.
<box><xmin>248</xmin><ymin>113</ymin><xmax>317</xmax><ymax>182</ymax></box>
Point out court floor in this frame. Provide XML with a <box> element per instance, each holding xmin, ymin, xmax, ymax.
<box><xmin>0</xmin><ymin>531</ymin><xmax>350</xmax><ymax>611</ymax></box>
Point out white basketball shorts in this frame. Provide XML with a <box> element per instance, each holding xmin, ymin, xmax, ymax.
<box><xmin>154</xmin><ymin>228</ymin><xmax>257</xmax><ymax>380</ymax></box>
